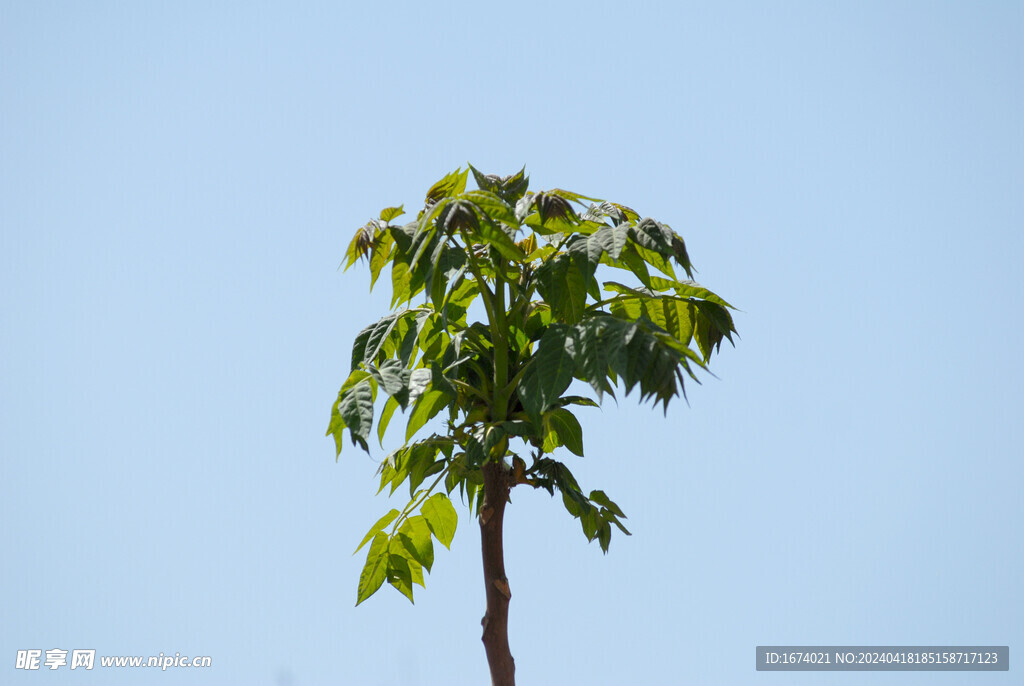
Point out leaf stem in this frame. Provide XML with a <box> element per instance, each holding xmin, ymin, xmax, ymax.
<box><xmin>389</xmin><ymin>463</ymin><xmax>452</xmax><ymax>536</ymax></box>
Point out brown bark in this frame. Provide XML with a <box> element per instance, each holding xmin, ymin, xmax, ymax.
<box><xmin>479</xmin><ymin>461</ymin><xmax>515</xmax><ymax>686</ymax></box>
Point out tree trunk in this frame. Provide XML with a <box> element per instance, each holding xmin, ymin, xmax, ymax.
<box><xmin>479</xmin><ymin>461</ymin><xmax>515</xmax><ymax>686</ymax></box>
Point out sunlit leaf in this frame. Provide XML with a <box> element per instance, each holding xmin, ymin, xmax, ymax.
<box><xmin>356</xmin><ymin>532</ymin><xmax>389</xmax><ymax>605</ymax></box>
<box><xmin>406</xmin><ymin>389</ymin><xmax>449</xmax><ymax>443</ymax></box>
<box><xmin>462</xmin><ymin>190</ymin><xmax>520</xmax><ymax>227</ymax></box>
<box><xmin>421</xmin><ymin>493</ymin><xmax>458</xmax><ymax>549</ymax></box>
<box><xmin>425</xmin><ymin>168</ymin><xmax>468</xmax><ymax>205</ymax></box>
<box><xmin>354</xmin><ymin>509</ymin><xmax>400</xmax><ymax>554</ymax></box>
<box><xmin>377</xmin><ymin>396</ymin><xmax>399</xmax><ymax>446</ymax></box>
<box><xmin>379</xmin><ymin>205</ymin><xmax>405</xmax><ymax>223</ymax></box>
<box><xmin>398</xmin><ymin>515</ymin><xmax>435</xmax><ymax>572</ymax></box>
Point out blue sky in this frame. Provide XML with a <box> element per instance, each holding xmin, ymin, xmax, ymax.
<box><xmin>2</xmin><ymin>2</ymin><xmax>1021</xmax><ymax>684</ymax></box>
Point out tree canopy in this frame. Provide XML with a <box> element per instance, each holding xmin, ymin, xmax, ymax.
<box><xmin>327</xmin><ymin>165</ymin><xmax>736</xmax><ymax>684</ymax></box>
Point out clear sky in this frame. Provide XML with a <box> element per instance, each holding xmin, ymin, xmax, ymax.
<box><xmin>2</xmin><ymin>2</ymin><xmax>1021</xmax><ymax>684</ymax></box>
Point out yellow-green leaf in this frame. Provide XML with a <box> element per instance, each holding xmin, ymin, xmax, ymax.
<box><xmin>421</xmin><ymin>493</ymin><xmax>457</xmax><ymax>549</ymax></box>
<box><xmin>355</xmin><ymin>532</ymin><xmax>389</xmax><ymax>606</ymax></box>
<box><xmin>354</xmin><ymin>509</ymin><xmax>400</xmax><ymax>554</ymax></box>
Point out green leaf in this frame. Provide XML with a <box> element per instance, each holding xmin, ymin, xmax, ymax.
<box><xmin>617</xmin><ymin>243</ymin><xmax>653</xmax><ymax>287</ymax></box>
<box><xmin>425</xmin><ymin>168</ymin><xmax>468</xmax><ymax>205</ymax></box>
<box><xmin>344</xmin><ymin>221</ymin><xmax>378</xmax><ymax>270</ymax></box>
<box><xmin>338</xmin><ymin>379</ymin><xmax>374</xmax><ymax>451</ymax></box>
<box><xmin>371</xmin><ymin>359</ymin><xmax>411</xmax><ymax>398</ymax></box>
<box><xmin>648</xmin><ymin>276</ymin><xmax>734</xmax><ymax>309</ymax></box>
<box><xmin>379</xmin><ymin>205</ymin><xmax>405</xmax><ymax>223</ymax></box>
<box><xmin>589</xmin><ymin>490</ymin><xmax>625</xmax><ymax>517</ymax></box>
<box><xmin>557</xmin><ymin>395</ymin><xmax>599</xmax><ymax>408</ymax></box>
<box><xmin>461</xmin><ymin>189</ymin><xmax>520</xmax><ymax>227</ymax></box>
<box><xmin>572</xmin><ymin>314</ymin><xmax>697</xmax><ymax>408</ymax></box>
<box><xmin>692</xmin><ymin>299</ymin><xmax>736</xmax><ymax>342</ymax></box>
<box><xmin>421</xmin><ymin>493</ymin><xmax>458</xmax><ymax>549</ymax></box>
<box><xmin>398</xmin><ymin>515</ymin><xmax>435</xmax><ymax>572</ymax></box>
<box><xmin>351</xmin><ymin>311</ymin><xmax>422</xmax><ymax>370</ymax></box>
<box><xmin>386</xmin><ymin>547</ymin><xmax>416</xmax><ymax>602</ymax></box>
<box><xmin>406</xmin><ymin>389</ymin><xmax>450</xmax><ymax>443</ymax></box>
<box><xmin>549</xmin><ymin>187</ymin><xmax>601</xmax><ymax>205</ymax></box>
<box><xmin>377</xmin><ymin>396</ymin><xmax>399</xmax><ymax>446</ymax></box>
<box><xmin>470</xmin><ymin>215</ymin><xmax>526</xmax><ymax>263</ymax></box>
<box><xmin>356</xmin><ymin>532</ymin><xmax>389</xmax><ymax>606</ymax></box>
<box><xmin>408</xmin><ymin>555</ymin><xmax>425</xmax><ymax>588</ymax></box>
<box><xmin>630</xmin><ymin>217</ymin><xmax>674</xmax><ymax>255</ymax></box>
<box><xmin>390</xmin><ymin>254</ymin><xmax>413</xmax><ymax>307</ymax></box>
<box><xmin>611</xmin><ymin>202</ymin><xmax>640</xmax><ymax>223</ymax></box>
<box><xmin>535</xmin><ymin>252</ymin><xmax>588</xmax><ymax>324</ymax></box>
<box><xmin>572</xmin><ymin>317</ymin><xmax>615</xmax><ymax>398</ymax></box>
<box><xmin>601</xmin><ymin>283</ymin><xmax>697</xmax><ymax>348</ymax></box>
<box><xmin>482</xmin><ymin>424</ymin><xmax>508</xmax><ymax>460</ymax></box>
<box><xmin>369</xmin><ymin>229</ymin><xmax>393</xmax><ymax>290</ymax></box>
<box><xmin>597</xmin><ymin>521</ymin><xmax>611</xmax><ymax>553</ymax></box>
<box><xmin>406</xmin><ymin>368</ymin><xmax>433</xmax><ymax>405</ymax></box>
<box><xmin>545</xmin><ymin>408</ymin><xmax>584</xmax><ymax>456</ymax></box>
<box><xmin>517</xmin><ymin>325</ymin><xmax>576</xmax><ymax>418</ymax></box>
<box><xmin>470</xmin><ymin>164</ymin><xmax>530</xmax><ymax>203</ymax></box>
<box><xmin>354</xmin><ymin>509</ymin><xmax>400</xmax><ymax>554</ymax></box>
<box><xmin>634</xmin><ymin>243</ymin><xmax>676</xmax><ymax>279</ymax></box>
<box><xmin>442</xmin><ymin>275</ymin><xmax>478</xmax><ymax>326</ymax></box>
<box><xmin>666</xmin><ymin>228</ymin><xmax>693</xmax><ymax>277</ymax></box>
<box><xmin>569</xmin><ymin>223</ymin><xmax>628</xmax><ymax>267</ymax></box>
<box><xmin>410</xmin><ymin>212</ymin><xmax>443</xmax><ymax>272</ymax></box>
<box><xmin>406</xmin><ymin>439</ymin><xmax>445</xmax><ymax>494</ymax></box>
<box><xmin>657</xmin><ymin>298</ymin><xmax>693</xmax><ymax>347</ymax></box>
<box><xmin>377</xmin><ymin>446</ymin><xmax>408</xmax><ymax>495</ymax></box>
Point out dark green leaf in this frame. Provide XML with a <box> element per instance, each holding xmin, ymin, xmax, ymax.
<box><xmin>470</xmin><ymin>164</ymin><xmax>530</xmax><ymax>203</ymax></box>
<box><xmin>386</xmin><ymin>548</ymin><xmax>415</xmax><ymax>602</ymax></box>
<box><xmin>616</xmin><ymin>243</ymin><xmax>652</xmax><ymax>287</ymax></box>
<box><xmin>597</xmin><ymin>521</ymin><xmax>611</xmax><ymax>552</ymax></box>
<box><xmin>517</xmin><ymin>324</ymin><xmax>575</xmax><ymax>418</ymax></box>
<box><xmin>630</xmin><ymin>217</ymin><xmax>674</xmax><ymax>255</ymax></box>
<box><xmin>338</xmin><ymin>379</ymin><xmax>374</xmax><ymax>451</ymax></box>
<box><xmin>589</xmin><ymin>490</ymin><xmax>625</xmax><ymax>518</ymax></box>
<box><xmin>535</xmin><ymin>252</ymin><xmax>588</xmax><ymax>324</ymax></box>
<box><xmin>545</xmin><ymin>408</ymin><xmax>584</xmax><ymax>456</ymax></box>
<box><xmin>406</xmin><ymin>368</ymin><xmax>433</xmax><ymax>405</ymax></box>
<box><xmin>557</xmin><ymin>395</ymin><xmax>599</xmax><ymax>408</ymax></box>
<box><xmin>441</xmin><ymin>199</ymin><xmax>479</xmax><ymax>233</ymax></box>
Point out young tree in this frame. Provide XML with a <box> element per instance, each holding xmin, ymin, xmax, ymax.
<box><xmin>328</xmin><ymin>167</ymin><xmax>736</xmax><ymax>686</ymax></box>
